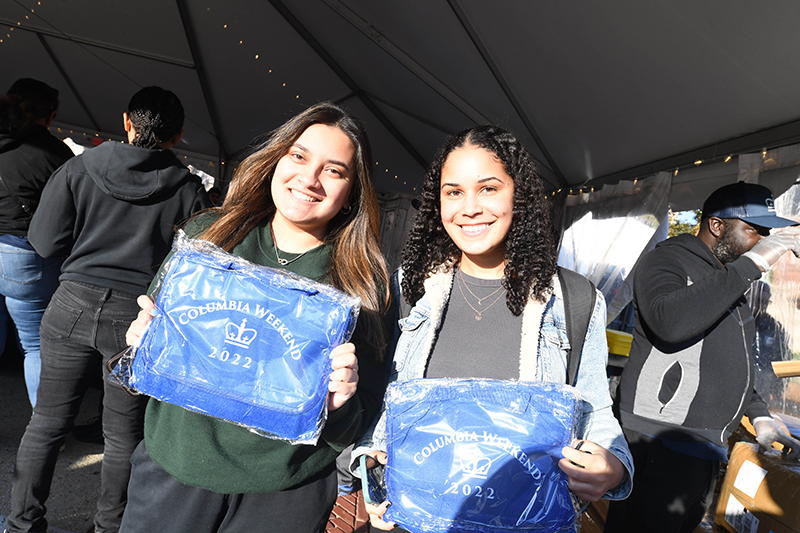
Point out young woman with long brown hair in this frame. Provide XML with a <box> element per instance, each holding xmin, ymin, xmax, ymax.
<box><xmin>119</xmin><ymin>102</ymin><xmax>390</xmax><ymax>533</ymax></box>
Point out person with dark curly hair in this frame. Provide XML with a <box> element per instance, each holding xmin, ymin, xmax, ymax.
<box><xmin>352</xmin><ymin>125</ymin><xmax>632</xmax><ymax>530</ymax></box>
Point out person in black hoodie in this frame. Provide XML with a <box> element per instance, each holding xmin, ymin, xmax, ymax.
<box><xmin>605</xmin><ymin>182</ymin><xmax>800</xmax><ymax>533</ymax></box>
<box><xmin>0</xmin><ymin>78</ymin><xmax>73</xmax><ymax>407</ymax></box>
<box><xmin>6</xmin><ymin>86</ymin><xmax>211</xmax><ymax>533</ymax></box>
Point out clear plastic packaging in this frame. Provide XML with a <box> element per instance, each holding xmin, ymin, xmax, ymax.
<box><xmin>383</xmin><ymin>379</ymin><xmax>580</xmax><ymax>533</ymax></box>
<box><xmin>109</xmin><ymin>231</ymin><xmax>360</xmax><ymax>445</ymax></box>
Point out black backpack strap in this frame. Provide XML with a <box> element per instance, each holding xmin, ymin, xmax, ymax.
<box><xmin>557</xmin><ymin>266</ymin><xmax>597</xmax><ymax>386</ymax></box>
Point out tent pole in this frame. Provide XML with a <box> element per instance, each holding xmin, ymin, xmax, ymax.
<box><xmin>37</xmin><ymin>33</ymin><xmax>100</xmax><ymax>132</ymax></box>
<box><xmin>175</xmin><ymin>0</ymin><xmax>228</xmax><ymax>163</ymax></box>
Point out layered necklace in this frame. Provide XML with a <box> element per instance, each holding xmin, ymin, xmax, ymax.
<box><xmin>456</xmin><ymin>269</ymin><xmax>507</xmax><ymax>321</ymax></box>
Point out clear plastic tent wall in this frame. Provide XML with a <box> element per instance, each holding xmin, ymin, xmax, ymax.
<box><xmin>557</xmin><ymin>172</ymin><xmax>671</xmax><ymax>322</ymax></box>
<box><xmin>755</xmin><ymin>183</ymin><xmax>800</xmax><ymax>418</ymax></box>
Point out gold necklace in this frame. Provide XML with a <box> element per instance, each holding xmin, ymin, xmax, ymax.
<box><xmin>458</xmin><ymin>269</ymin><xmax>504</xmax><ymax>305</ymax></box>
<box><xmin>456</xmin><ymin>273</ymin><xmax>507</xmax><ymax>321</ymax></box>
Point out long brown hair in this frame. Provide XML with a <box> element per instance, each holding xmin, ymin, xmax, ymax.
<box><xmin>196</xmin><ymin>102</ymin><xmax>389</xmax><ymax>357</ymax></box>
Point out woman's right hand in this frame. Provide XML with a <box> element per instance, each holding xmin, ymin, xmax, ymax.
<box><xmin>363</xmin><ymin>451</ymin><xmax>395</xmax><ymax>531</ymax></box>
<box><xmin>126</xmin><ymin>295</ymin><xmax>156</xmax><ymax>346</ymax></box>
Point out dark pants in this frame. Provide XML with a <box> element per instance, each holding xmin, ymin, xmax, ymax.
<box><xmin>604</xmin><ymin>428</ymin><xmax>720</xmax><ymax>533</ymax></box>
<box><xmin>7</xmin><ymin>280</ymin><xmax>147</xmax><ymax>533</ymax></box>
<box><xmin>119</xmin><ymin>442</ymin><xmax>338</xmax><ymax>533</ymax></box>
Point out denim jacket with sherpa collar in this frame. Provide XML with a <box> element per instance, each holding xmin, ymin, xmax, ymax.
<box><xmin>353</xmin><ymin>266</ymin><xmax>633</xmax><ymax>501</ymax></box>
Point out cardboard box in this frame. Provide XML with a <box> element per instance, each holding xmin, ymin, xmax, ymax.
<box><xmin>716</xmin><ymin>442</ymin><xmax>800</xmax><ymax>533</ymax></box>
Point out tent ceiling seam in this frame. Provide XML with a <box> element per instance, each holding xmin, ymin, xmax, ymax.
<box><xmin>268</xmin><ymin>0</ymin><xmax>428</xmax><ymax>170</ymax></box>
<box><xmin>363</xmin><ymin>92</ymin><xmax>453</xmax><ymax>135</ymax></box>
<box><xmin>37</xmin><ymin>33</ymin><xmax>100</xmax><ymax>132</ymax></box>
<box><xmin>446</xmin><ymin>0</ymin><xmax>565</xmax><ymax>189</ymax></box>
<box><xmin>320</xmin><ymin>0</ymin><xmax>490</xmax><ymax>126</ymax></box>
<box><xmin>175</xmin><ymin>0</ymin><xmax>228</xmax><ymax>163</ymax></box>
<box><xmin>0</xmin><ymin>17</ymin><xmax>195</xmax><ymax>69</ymax></box>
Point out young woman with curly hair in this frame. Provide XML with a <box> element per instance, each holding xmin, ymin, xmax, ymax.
<box><xmin>352</xmin><ymin>125</ymin><xmax>633</xmax><ymax>531</ymax></box>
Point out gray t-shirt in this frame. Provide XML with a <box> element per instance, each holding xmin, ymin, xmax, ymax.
<box><xmin>425</xmin><ymin>268</ymin><xmax>523</xmax><ymax>380</ymax></box>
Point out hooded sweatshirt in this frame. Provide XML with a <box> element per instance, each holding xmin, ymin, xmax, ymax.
<box><xmin>28</xmin><ymin>141</ymin><xmax>212</xmax><ymax>294</ymax></box>
<box><xmin>0</xmin><ymin>124</ymin><xmax>74</xmax><ymax>236</ymax></box>
<box><xmin>616</xmin><ymin>233</ymin><xmax>768</xmax><ymax>452</ymax></box>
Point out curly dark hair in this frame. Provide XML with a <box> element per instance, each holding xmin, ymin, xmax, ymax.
<box><xmin>401</xmin><ymin>125</ymin><xmax>557</xmax><ymax>315</ymax></box>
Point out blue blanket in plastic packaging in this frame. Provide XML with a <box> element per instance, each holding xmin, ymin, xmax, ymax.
<box><xmin>383</xmin><ymin>379</ymin><xmax>579</xmax><ymax>533</ymax></box>
<box><xmin>113</xmin><ymin>232</ymin><xmax>360</xmax><ymax>445</ymax></box>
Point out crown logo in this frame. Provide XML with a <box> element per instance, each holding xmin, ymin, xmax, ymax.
<box><xmin>460</xmin><ymin>451</ymin><xmax>492</xmax><ymax>479</ymax></box>
<box><xmin>224</xmin><ymin>319</ymin><xmax>257</xmax><ymax>349</ymax></box>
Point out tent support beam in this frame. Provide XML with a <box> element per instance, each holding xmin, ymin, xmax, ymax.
<box><xmin>175</xmin><ymin>0</ymin><xmax>228</xmax><ymax>165</ymax></box>
<box><xmin>363</xmin><ymin>92</ymin><xmax>453</xmax><ymax>135</ymax></box>
<box><xmin>37</xmin><ymin>33</ymin><xmax>100</xmax><ymax>132</ymax></box>
<box><xmin>321</xmin><ymin>0</ymin><xmax>490</xmax><ymax>126</ymax></box>
<box><xmin>269</xmin><ymin>0</ymin><xmax>428</xmax><ymax>170</ymax></box>
<box><xmin>585</xmin><ymin>118</ymin><xmax>800</xmax><ymax>190</ymax></box>
<box><xmin>446</xmin><ymin>0</ymin><xmax>565</xmax><ymax>189</ymax></box>
<box><xmin>333</xmin><ymin>91</ymin><xmax>452</xmax><ymax>136</ymax></box>
<box><xmin>0</xmin><ymin>17</ymin><xmax>195</xmax><ymax>69</ymax></box>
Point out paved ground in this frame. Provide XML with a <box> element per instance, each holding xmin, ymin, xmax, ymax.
<box><xmin>0</xmin><ymin>342</ymin><xmax>103</xmax><ymax>533</ymax></box>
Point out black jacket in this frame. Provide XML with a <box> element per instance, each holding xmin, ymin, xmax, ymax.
<box><xmin>0</xmin><ymin>125</ymin><xmax>74</xmax><ymax>236</ymax></box>
<box><xmin>29</xmin><ymin>141</ymin><xmax>212</xmax><ymax>294</ymax></box>
<box><xmin>617</xmin><ymin>233</ymin><xmax>769</xmax><ymax>448</ymax></box>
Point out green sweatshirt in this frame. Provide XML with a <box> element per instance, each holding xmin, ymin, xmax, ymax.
<box><xmin>142</xmin><ymin>216</ymin><xmax>389</xmax><ymax>493</ymax></box>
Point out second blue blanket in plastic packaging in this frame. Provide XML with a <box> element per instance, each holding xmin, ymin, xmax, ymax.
<box><xmin>128</xmin><ymin>233</ymin><xmax>360</xmax><ymax>444</ymax></box>
<box><xmin>384</xmin><ymin>379</ymin><xmax>579</xmax><ymax>533</ymax></box>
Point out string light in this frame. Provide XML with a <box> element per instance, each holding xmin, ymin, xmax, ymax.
<box><xmin>694</xmin><ymin>160</ymin><xmax>702</xmax><ymax>165</ymax></box>
<box><xmin>724</xmin><ymin>155</ymin><xmax>732</xmax><ymax>163</ymax></box>
<box><xmin>762</xmin><ymin>148</ymin><xmax>768</xmax><ymax>158</ymax></box>
<box><xmin>673</xmin><ymin>169</ymin><xmax>679</xmax><ymax>176</ymax></box>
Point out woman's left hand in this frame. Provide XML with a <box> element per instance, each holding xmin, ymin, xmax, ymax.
<box><xmin>558</xmin><ymin>440</ymin><xmax>625</xmax><ymax>502</ymax></box>
<box><xmin>328</xmin><ymin>342</ymin><xmax>358</xmax><ymax>411</ymax></box>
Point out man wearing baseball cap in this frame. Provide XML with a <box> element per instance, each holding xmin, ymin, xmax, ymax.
<box><xmin>605</xmin><ymin>181</ymin><xmax>800</xmax><ymax>533</ymax></box>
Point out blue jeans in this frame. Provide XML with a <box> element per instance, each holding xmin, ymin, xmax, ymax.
<box><xmin>0</xmin><ymin>239</ymin><xmax>62</xmax><ymax>407</ymax></box>
<box><xmin>7</xmin><ymin>280</ymin><xmax>148</xmax><ymax>533</ymax></box>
